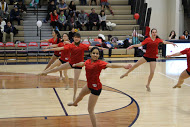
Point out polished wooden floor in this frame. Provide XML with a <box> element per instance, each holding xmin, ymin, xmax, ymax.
<box><xmin>0</xmin><ymin>58</ymin><xmax>190</xmax><ymax>127</ymax></box>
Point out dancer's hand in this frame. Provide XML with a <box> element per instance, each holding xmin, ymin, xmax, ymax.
<box><xmin>43</xmin><ymin>46</ymin><xmax>49</xmax><ymax>49</ymax></box>
<box><xmin>127</xmin><ymin>45</ymin><xmax>133</xmax><ymax>50</ymax></box>
<box><xmin>172</xmin><ymin>43</ymin><xmax>178</xmax><ymax>47</ymax></box>
<box><xmin>43</xmin><ymin>49</ymin><xmax>50</xmax><ymax>52</ymax></box>
<box><xmin>124</xmin><ymin>64</ymin><xmax>132</xmax><ymax>69</ymax></box>
<box><xmin>166</xmin><ymin>55</ymin><xmax>172</xmax><ymax>58</ymax></box>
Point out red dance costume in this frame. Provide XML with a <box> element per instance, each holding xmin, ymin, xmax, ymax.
<box><xmin>180</xmin><ymin>48</ymin><xmax>190</xmax><ymax>72</ymax></box>
<box><xmin>85</xmin><ymin>59</ymin><xmax>108</xmax><ymax>90</ymax></box>
<box><xmin>57</xmin><ymin>42</ymin><xmax>70</xmax><ymax>62</ymax></box>
<box><xmin>141</xmin><ymin>37</ymin><xmax>163</xmax><ymax>58</ymax></box>
<box><xmin>64</xmin><ymin>43</ymin><xmax>89</xmax><ymax>65</ymax></box>
<box><xmin>48</xmin><ymin>38</ymin><xmax>61</xmax><ymax>57</ymax></box>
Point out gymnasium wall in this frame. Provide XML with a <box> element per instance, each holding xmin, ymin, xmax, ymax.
<box><xmin>145</xmin><ymin>0</ymin><xmax>184</xmax><ymax>40</ymax></box>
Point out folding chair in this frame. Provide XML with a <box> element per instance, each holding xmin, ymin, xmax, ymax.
<box><xmin>28</xmin><ymin>42</ymin><xmax>39</xmax><ymax>63</ymax></box>
<box><xmin>16</xmin><ymin>42</ymin><xmax>28</xmax><ymax>63</ymax></box>
<box><xmin>4</xmin><ymin>42</ymin><xmax>16</xmax><ymax>65</ymax></box>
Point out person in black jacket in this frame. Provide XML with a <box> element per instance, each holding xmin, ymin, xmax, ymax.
<box><xmin>68</xmin><ymin>1</ymin><xmax>76</xmax><ymax>14</ymax></box>
<box><xmin>68</xmin><ymin>27</ymin><xmax>76</xmax><ymax>43</ymax></box>
<box><xmin>43</xmin><ymin>0</ymin><xmax>56</xmax><ymax>23</ymax></box>
<box><xmin>89</xmin><ymin>8</ymin><xmax>100</xmax><ymax>30</ymax></box>
<box><xmin>10</xmin><ymin>5</ymin><xmax>20</xmax><ymax>25</ymax></box>
<box><xmin>3</xmin><ymin>21</ymin><xmax>17</xmax><ymax>43</ymax></box>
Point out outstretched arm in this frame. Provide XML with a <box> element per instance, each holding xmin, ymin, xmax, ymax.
<box><xmin>127</xmin><ymin>43</ymin><xmax>143</xmax><ymax>49</ymax></box>
<box><xmin>166</xmin><ymin>52</ymin><xmax>183</xmax><ymax>57</ymax></box>
<box><xmin>44</xmin><ymin>44</ymin><xmax>58</xmax><ymax>49</ymax></box>
<box><xmin>106</xmin><ymin>63</ymin><xmax>132</xmax><ymax>69</ymax></box>
<box><xmin>40</xmin><ymin>39</ymin><xmax>49</xmax><ymax>42</ymax></box>
<box><xmin>89</xmin><ymin>46</ymin><xmax>107</xmax><ymax>50</ymax></box>
<box><xmin>163</xmin><ymin>40</ymin><xmax>177</xmax><ymax>47</ymax></box>
<box><xmin>72</xmin><ymin>62</ymin><xmax>85</xmax><ymax>67</ymax></box>
<box><xmin>43</xmin><ymin>47</ymin><xmax>64</xmax><ymax>51</ymax></box>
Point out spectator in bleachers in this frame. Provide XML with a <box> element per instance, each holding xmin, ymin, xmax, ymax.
<box><xmin>89</xmin><ymin>8</ymin><xmax>100</xmax><ymax>30</ymax></box>
<box><xmin>50</xmin><ymin>9</ymin><xmax>59</xmax><ymax>29</ymax></box>
<box><xmin>182</xmin><ymin>30</ymin><xmax>190</xmax><ymax>40</ymax></box>
<box><xmin>58</xmin><ymin>10</ymin><xmax>67</xmax><ymax>31</ymax></box>
<box><xmin>77</xmin><ymin>9</ymin><xmax>89</xmax><ymax>31</ymax></box>
<box><xmin>80</xmin><ymin>0</ymin><xmax>87</xmax><ymax>5</ymax></box>
<box><xmin>17</xmin><ymin>0</ymin><xmax>27</xmax><ymax>16</ymax></box>
<box><xmin>89</xmin><ymin>0</ymin><xmax>98</xmax><ymax>6</ymax></box>
<box><xmin>100</xmin><ymin>0</ymin><xmax>114</xmax><ymax>15</ymax></box>
<box><xmin>10</xmin><ymin>5</ymin><xmax>20</xmax><ymax>25</ymax></box>
<box><xmin>68</xmin><ymin>27</ymin><xmax>76</xmax><ymax>42</ymax></box>
<box><xmin>43</xmin><ymin>0</ymin><xmax>56</xmax><ymax>23</ymax></box>
<box><xmin>168</xmin><ymin>30</ymin><xmax>176</xmax><ymax>40</ymax></box>
<box><xmin>0</xmin><ymin>16</ymin><xmax>5</xmax><ymax>42</ymax></box>
<box><xmin>67</xmin><ymin>11</ymin><xmax>77</xmax><ymax>30</ymax></box>
<box><xmin>0</xmin><ymin>0</ymin><xmax>9</xmax><ymax>20</ymax></box>
<box><xmin>68</xmin><ymin>1</ymin><xmax>76</xmax><ymax>14</ymax></box>
<box><xmin>3</xmin><ymin>21</ymin><xmax>16</xmax><ymax>43</ymax></box>
<box><xmin>98</xmin><ymin>10</ymin><xmax>106</xmax><ymax>31</ymax></box>
<box><xmin>58</xmin><ymin>0</ymin><xmax>68</xmax><ymax>17</ymax></box>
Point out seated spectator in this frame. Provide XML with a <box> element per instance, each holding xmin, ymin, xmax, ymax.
<box><xmin>69</xmin><ymin>1</ymin><xmax>76</xmax><ymax>14</ymax></box>
<box><xmin>98</xmin><ymin>10</ymin><xmax>106</xmax><ymax>30</ymax></box>
<box><xmin>58</xmin><ymin>0</ymin><xmax>68</xmax><ymax>17</ymax></box>
<box><xmin>0</xmin><ymin>0</ymin><xmax>9</xmax><ymax>20</ymax></box>
<box><xmin>17</xmin><ymin>0</ymin><xmax>27</xmax><ymax>18</ymax></box>
<box><xmin>50</xmin><ymin>9</ymin><xmax>59</xmax><ymax>29</ymax></box>
<box><xmin>80</xmin><ymin>0</ymin><xmax>87</xmax><ymax>5</ymax></box>
<box><xmin>168</xmin><ymin>30</ymin><xmax>176</xmax><ymax>40</ymax></box>
<box><xmin>89</xmin><ymin>0</ymin><xmax>98</xmax><ymax>6</ymax></box>
<box><xmin>77</xmin><ymin>9</ymin><xmax>89</xmax><ymax>31</ymax></box>
<box><xmin>100</xmin><ymin>0</ymin><xmax>114</xmax><ymax>15</ymax></box>
<box><xmin>89</xmin><ymin>8</ymin><xmax>100</xmax><ymax>30</ymax></box>
<box><xmin>58</xmin><ymin>10</ymin><xmax>67</xmax><ymax>31</ymax></box>
<box><xmin>0</xmin><ymin>16</ymin><xmax>5</xmax><ymax>42</ymax></box>
<box><xmin>43</xmin><ymin>0</ymin><xmax>56</xmax><ymax>23</ymax></box>
<box><xmin>68</xmin><ymin>27</ymin><xmax>76</xmax><ymax>42</ymax></box>
<box><xmin>183</xmin><ymin>30</ymin><xmax>190</xmax><ymax>40</ymax></box>
<box><xmin>67</xmin><ymin>11</ymin><xmax>77</xmax><ymax>30</ymax></box>
<box><xmin>3</xmin><ymin>21</ymin><xmax>17</xmax><ymax>43</ymax></box>
<box><xmin>10</xmin><ymin>5</ymin><xmax>20</xmax><ymax>25</ymax></box>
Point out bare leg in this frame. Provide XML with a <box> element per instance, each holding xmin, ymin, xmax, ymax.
<box><xmin>59</xmin><ymin>71</ymin><xmax>63</xmax><ymax>80</ymax></box>
<box><xmin>63</xmin><ymin>69</ymin><xmax>69</xmax><ymax>90</ymax></box>
<box><xmin>41</xmin><ymin>62</ymin><xmax>72</xmax><ymax>75</ymax></box>
<box><xmin>173</xmin><ymin>70</ymin><xmax>190</xmax><ymax>88</ymax></box>
<box><xmin>96</xmin><ymin>0</ymin><xmax>98</xmax><ymax>5</ymax></box>
<box><xmin>47</xmin><ymin>59</ymin><xmax>62</xmax><ymax>70</ymax></box>
<box><xmin>101</xmin><ymin>5</ymin><xmax>104</xmax><ymax>10</ymax></box>
<box><xmin>146</xmin><ymin>62</ymin><xmax>156</xmax><ymax>92</ymax></box>
<box><xmin>73</xmin><ymin>69</ymin><xmax>82</xmax><ymax>101</ymax></box>
<box><xmin>68</xmin><ymin>85</ymin><xmax>90</xmax><ymax>106</ymax></box>
<box><xmin>120</xmin><ymin>57</ymin><xmax>147</xmax><ymax>78</ymax></box>
<box><xmin>89</xmin><ymin>0</ymin><xmax>91</xmax><ymax>6</ymax></box>
<box><xmin>44</xmin><ymin>55</ymin><xmax>57</xmax><ymax>70</ymax></box>
<box><xmin>108</xmin><ymin>5</ymin><xmax>112</xmax><ymax>11</ymax></box>
<box><xmin>88</xmin><ymin>94</ymin><xmax>99</xmax><ymax>127</ymax></box>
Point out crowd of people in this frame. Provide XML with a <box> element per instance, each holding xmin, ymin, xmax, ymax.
<box><xmin>0</xmin><ymin>0</ymin><xmax>26</xmax><ymax>43</ymax></box>
<box><xmin>168</xmin><ymin>30</ymin><xmax>190</xmax><ymax>40</ymax></box>
<box><xmin>43</xmin><ymin>0</ymin><xmax>114</xmax><ymax>31</ymax></box>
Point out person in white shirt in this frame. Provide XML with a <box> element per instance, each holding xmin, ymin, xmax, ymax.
<box><xmin>0</xmin><ymin>16</ymin><xmax>6</xmax><ymax>42</ymax></box>
<box><xmin>98</xmin><ymin>10</ymin><xmax>106</xmax><ymax>30</ymax></box>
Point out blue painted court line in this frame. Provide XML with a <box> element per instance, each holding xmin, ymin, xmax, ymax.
<box><xmin>53</xmin><ymin>88</ymin><xmax>68</xmax><ymax>116</ymax></box>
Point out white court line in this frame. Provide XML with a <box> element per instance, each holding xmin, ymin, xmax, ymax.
<box><xmin>158</xmin><ymin>72</ymin><xmax>190</xmax><ymax>87</ymax></box>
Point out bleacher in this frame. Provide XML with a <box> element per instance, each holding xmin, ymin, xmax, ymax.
<box><xmin>0</xmin><ymin>0</ymin><xmax>140</xmax><ymax>64</ymax></box>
